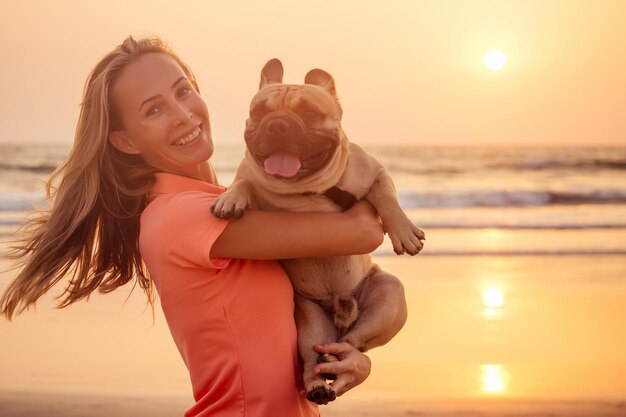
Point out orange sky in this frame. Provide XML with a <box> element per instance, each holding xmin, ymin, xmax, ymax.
<box><xmin>1</xmin><ymin>0</ymin><xmax>625</xmax><ymax>146</ymax></box>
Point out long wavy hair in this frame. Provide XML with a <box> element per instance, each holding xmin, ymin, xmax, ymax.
<box><xmin>1</xmin><ymin>36</ymin><xmax>199</xmax><ymax>319</ymax></box>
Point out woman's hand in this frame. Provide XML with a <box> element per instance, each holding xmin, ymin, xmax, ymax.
<box><xmin>312</xmin><ymin>342</ymin><xmax>371</xmax><ymax>397</ymax></box>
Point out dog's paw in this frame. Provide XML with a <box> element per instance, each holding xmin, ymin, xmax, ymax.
<box><xmin>210</xmin><ymin>192</ymin><xmax>249</xmax><ymax>220</ymax></box>
<box><xmin>306</xmin><ymin>382</ymin><xmax>336</xmax><ymax>405</ymax></box>
<box><xmin>387</xmin><ymin>219</ymin><xmax>425</xmax><ymax>256</ymax></box>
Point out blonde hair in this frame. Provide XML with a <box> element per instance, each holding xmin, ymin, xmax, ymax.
<box><xmin>1</xmin><ymin>36</ymin><xmax>199</xmax><ymax>319</ymax></box>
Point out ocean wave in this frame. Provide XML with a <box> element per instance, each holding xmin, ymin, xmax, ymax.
<box><xmin>487</xmin><ymin>158</ymin><xmax>626</xmax><ymax>171</ymax></box>
<box><xmin>383</xmin><ymin>163</ymin><xmax>465</xmax><ymax>176</ymax></box>
<box><xmin>0</xmin><ymin>193</ymin><xmax>45</xmax><ymax>211</ymax></box>
<box><xmin>398</xmin><ymin>189</ymin><xmax>626</xmax><ymax>208</ymax></box>
<box><xmin>0</xmin><ymin>218</ymin><xmax>23</xmax><ymax>226</ymax></box>
<box><xmin>365</xmin><ymin>146</ymin><xmax>626</xmax><ymax>174</ymax></box>
<box><xmin>0</xmin><ymin>162</ymin><xmax>58</xmax><ymax>174</ymax></box>
<box><xmin>373</xmin><ymin>249</ymin><xmax>626</xmax><ymax>257</ymax></box>
<box><xmin>416</xmin><ymin>223</ymin><xmax>626</xmax><ymax>230</ymax></box>
<box><xmin>374</xmin><ymin>160</ymin><xmax>626</xmax><ymax>176</ymax></box>
<box><xmin>2</xmin><ymin>188</ymin><xmax>626</xmax><ymax>213</ymax></box>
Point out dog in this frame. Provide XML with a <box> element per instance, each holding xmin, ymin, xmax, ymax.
<box><xmin>211</xmin><ymin>59</ymin><xmax>425</xmax><ymax>404</ymax></box>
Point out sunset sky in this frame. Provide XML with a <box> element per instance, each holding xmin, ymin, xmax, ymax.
<box><xmin>1</xmin><ymin>0</ymin><xmax>625</xmax><ymax>146</ymax></box>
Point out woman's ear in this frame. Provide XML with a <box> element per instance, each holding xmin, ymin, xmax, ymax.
<box><xmin>109</xmin><ymin>131</ymin><xmax>141</xmax><ymax>155</ymax></box>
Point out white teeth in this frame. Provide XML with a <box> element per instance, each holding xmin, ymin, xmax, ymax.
<box><xmin>174</xmin><ymin>126</ymin><xmax>201</xmax><ymax>146</ymax></box>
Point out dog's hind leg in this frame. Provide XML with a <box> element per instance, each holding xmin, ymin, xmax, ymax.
<box><xmin>295</xmin><ymin>293</ymin><xmax>339</xmax><ymax>404</ymax></box>
<box><xmin>340</xmin><ymin>265</ymin><xmax>408</xmax><ymax>352</ymax></box>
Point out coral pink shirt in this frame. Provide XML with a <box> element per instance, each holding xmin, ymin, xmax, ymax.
<box><xmin>139</xmin><ymin>173</ymin><xmax>318</xmax><ymax>417</ymax></box>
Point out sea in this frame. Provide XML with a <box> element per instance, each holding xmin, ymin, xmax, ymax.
<box><xmin>1</xmin><ymin>143</ymin><xmax>626</xmax><ymax>257</ymax></box>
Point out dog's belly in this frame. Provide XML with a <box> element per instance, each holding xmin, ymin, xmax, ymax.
<box><xmin>252</xmin><ymin>187</ymin><xmax>372</xmax><ymax>300</ymax></box>
<box><xmin>280</xmin><ymin>254</ymin><xmax>372</xmax><ymax>300</ymax></box>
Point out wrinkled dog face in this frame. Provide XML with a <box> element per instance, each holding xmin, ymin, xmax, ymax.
<box><xmin>244</xmin><ymin>59</ymin><xmax>344</xmax><ymax>181</ymax></box>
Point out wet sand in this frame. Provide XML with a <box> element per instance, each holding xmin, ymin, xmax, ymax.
<box><xmin>0</xmin><ymin>390</ymin><xmax>188</xmax><ymax>417</ymax></box>
<box><xmin>1</xmin><ymin>254</ymin><xmax>626</xmax><ymax>416</ymax></box>
<box><xmin>1</xmin><ymin>390</ymin><xmax>626</xmax><ymax>417</ymax></box>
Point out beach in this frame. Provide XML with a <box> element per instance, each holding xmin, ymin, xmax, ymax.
<box><xmin>2</xmin><ymin>253</ymin><xmax>626</xmax><ymax>416</ymax></box>
<box><xmin>1</xmin><ymin>391</ymin><xmax>625</xmax><ymax>417</ymax></box>
<box><xmin>2</xmin><ymin>144</ymin><xmax>626</xmax><ymax>415</ymax></box>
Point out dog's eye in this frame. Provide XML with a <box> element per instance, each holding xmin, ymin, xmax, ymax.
<box><xmin>303</xmin><ymin>110</ymin><xmax>321</xmax><ymax>121</ymax></box>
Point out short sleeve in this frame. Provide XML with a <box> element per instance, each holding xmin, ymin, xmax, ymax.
<box><xmin>159</xmin><ymin>191</ymin><xmax>231</xmax><ymax>269</ymax></box>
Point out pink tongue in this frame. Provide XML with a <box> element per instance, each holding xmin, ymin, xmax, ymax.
<box><xmin>264</xmin><ymin>153</ymin><xmax>301</xmax><ymax>177</ymax></box>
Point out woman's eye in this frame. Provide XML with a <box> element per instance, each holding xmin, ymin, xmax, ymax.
<box><xmin>178</xmin><ymin>87</ymin><xmax>193</xmax><ymax>97</ymax></box>
<box><xmin>146</xmin><ymin>106</ymin><xmax>161</xmax><ymax>117</ymax></box>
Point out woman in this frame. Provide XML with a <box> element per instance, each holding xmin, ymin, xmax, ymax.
<box><xmin>0</xmin><ymin>36</ymin><xmax>382</xmax><ymax>416</ymax></box>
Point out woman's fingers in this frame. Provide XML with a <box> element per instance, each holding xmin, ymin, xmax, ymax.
<box><xmin>313</xmin><ymin>342</ymin><xmax>352</xmax><ymax>357</ymax></box>
<box><xmin>330</xmin><ymin>375</ymin><xmax>356</xmax><ymax>397</ymax></box>
<box><xmin>313</xmin><ymin>356</ymin><xmax>356</xmax><ymax>377</ymax></box>
<box><xmin>312</xmin><ymin>362</ymin><xmax>356</xmax><ymax>397</ymax></box>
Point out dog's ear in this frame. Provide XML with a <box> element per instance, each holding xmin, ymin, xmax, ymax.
<box><xmin>260</xmin><ymin>58</ymin><xmax>284</xmax><ymax>89</ymax></box>
<box><xmin>304</xmin><ymin>69</ymin><xmax>337</xmax><ymax>98</ymax></box>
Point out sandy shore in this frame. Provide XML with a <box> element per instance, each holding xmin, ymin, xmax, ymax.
<box><xmin>1</xmin><ymin>390</ymin><xmax>625</xmax><ymax>417</ymax></box>
<box><xmin>0</xmin><ymin>390</ymin><xmax>188</xmax><ymax>417</ymax></box>
<box><xmin>2</xmin><ymin>253</ymin><xmax>626</xmax><ymax>416</ymax></box>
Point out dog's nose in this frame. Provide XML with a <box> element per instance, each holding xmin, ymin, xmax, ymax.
<box><xmin>266</xmin><ymin>118</ymin><xmax>290</xmax><ymax>134</ymax></box>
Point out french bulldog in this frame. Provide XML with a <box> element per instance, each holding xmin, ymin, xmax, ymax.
<box><xmin>211</xmin><ymin>59</ymin><xmax>425</xmax><ymax>404</ymax></box>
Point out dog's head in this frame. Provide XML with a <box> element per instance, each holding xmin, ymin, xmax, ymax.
<box><xmin>244</xmin><ymin>59</ymin><xmax>347</xmax><ymax>182</ymax></box>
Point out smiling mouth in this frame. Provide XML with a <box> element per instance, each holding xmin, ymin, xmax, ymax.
<box><xmin>173</xmin><ymin>125</ymin><xmax>202</xmax><ymax>146</ymax></box>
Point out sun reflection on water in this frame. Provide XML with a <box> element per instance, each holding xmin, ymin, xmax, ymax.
<box><xmin>482</xmin><ymin>285</ymin><xmax>505</xmax><ymax>318</ymax></box>
<box><xmin>480</xmin><ymin>364</ymin><xmax>509</xmax><ymax>394</ymax></box>
<box><xmin>479</xmin><ymin>284</ymin><xmax>509</xmax><ymax>393</ymax></box>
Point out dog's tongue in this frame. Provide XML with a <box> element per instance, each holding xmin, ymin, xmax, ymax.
<box><xmin>264</xmin><ymin>153</ymin><xmax>301</xmax><ymax>177</ymax></box>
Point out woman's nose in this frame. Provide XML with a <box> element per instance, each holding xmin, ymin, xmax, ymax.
<box><xmin>172</xmin><ymin>103</ymin><xmax>193</xmax><ymax>124</ymax></box>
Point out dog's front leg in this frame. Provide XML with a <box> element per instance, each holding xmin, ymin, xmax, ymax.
<box><xmin>365</xmin><ymin>172</ymin><xmax>425</xmax><ymax>255</ymax></box>
<box><xmin>211</xmin><ymin>179</ymin><xmax>255</xmax><ymax>219</ymax></box>
<box><xmin>294</xmin><ymin>292</ymin><xmax>338</xmax><ymax>405</ymax></box>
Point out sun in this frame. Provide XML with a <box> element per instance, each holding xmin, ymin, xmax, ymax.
<box><xmin>483</xmin><ymin>49</ymin><xmax>507</xmax><ymax>71</ymax></box>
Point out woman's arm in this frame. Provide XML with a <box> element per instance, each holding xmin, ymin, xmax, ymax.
<box><xmin>210</xmin><ymin>200</ymin><xmax>384</xmax><ymax>260</ymax></box>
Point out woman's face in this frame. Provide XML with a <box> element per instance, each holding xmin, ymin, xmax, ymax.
<box><xmin>109</xmin><ymin>52</ymin><xmax>214</xmax><ymax>179</ymax></box>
